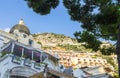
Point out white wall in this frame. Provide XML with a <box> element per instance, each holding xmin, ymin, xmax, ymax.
<box><xmin>73</xmin><ymin>69</ymin><xmax>86</xmax><ymax>78</ymax></box>
<box><xmin>44</xmin><ymin>58</ymin><xmax>60</xmax><ymax>72</ymax></box>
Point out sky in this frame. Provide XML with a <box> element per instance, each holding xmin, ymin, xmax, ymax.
<box><xmin>0</xmin><ymin>0</ymin><xmax>82</xmax><ymax>38</ymax></box>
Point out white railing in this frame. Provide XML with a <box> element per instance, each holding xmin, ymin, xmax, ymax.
<box><xmin>12</xmin><ymin>56</ymin><xmax>21</xmax><ymax>64</ymax></box>
<box><xmin>10</xmin><ymin>55</ymin><xmax>46</xmax><ymax>71</ymax></box>
<box><xmin>0</xmin><ymin>30</ymin><xmax>16</xmax><ymax>40</ymax></box>
<box><xmin>24</xmin><ymin>59</ymin><xmax>32</xmax><ymax>67</ymax></box>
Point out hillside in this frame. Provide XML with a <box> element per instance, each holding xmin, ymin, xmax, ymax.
<box><xmin>33</xmin><ymin>32</ymin><xmax>118</xmax><ymax>77</ymax></box>
<box><xmin>33</xmin><ymin>32</ymin><xmax>93</xmax><ymax>52</ymax></box>
<box><xmin>33</xmin><ymin>32</ymin><xmax>77</xmax><ymax>46</ymax></box>
<box><xmin>33</xmin><ymin>32</ymin><xmax>115</xmax><ymax>52</ymax></box>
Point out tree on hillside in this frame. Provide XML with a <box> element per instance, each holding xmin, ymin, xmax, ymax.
<box><xmin>74</xmin><ymin>31</ymin><xmax>101</xmax><ymax>51</ymax></box>
<box><xmin>25</xmin><ymin>0</ymin><xmax>120</xmax><ymax>77</ymax></box>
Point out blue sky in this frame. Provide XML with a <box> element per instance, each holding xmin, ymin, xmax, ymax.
<box><xmin>0</xmin><ymin>0</ymin><xmax>82</xmax><ymax>38</ymax></box>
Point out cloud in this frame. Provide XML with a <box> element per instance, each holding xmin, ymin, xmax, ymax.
<box><xmin>0</xmin><ymin>27</ymin><xmax>10</xmax><ymax>33</ymax></box>
<box><xmin>4</xmin><ymin>27</ymin><xmax>10</xmax><ymax>32</ymax></box>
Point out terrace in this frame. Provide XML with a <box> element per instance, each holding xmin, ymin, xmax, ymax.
<box><xmin>0</xmin><ymin>41</ymin><xmax>48</xmax><ymax>71</ymax></box>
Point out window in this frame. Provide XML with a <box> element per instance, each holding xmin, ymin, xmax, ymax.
<box><xmin>63</xmin><ymin>58</ymin><xmax>66</xmax><ymax>60</ymax></box>
<box><xmin>23</xmin><ymin>34</ymin><xmax>27</xmax><ymax>38</ymax></box>
<box><xmin>29</xmin><ymin>39</ymin><xmax>33</xmax><ymax>46</ymax></box>
<box><xmin>14</xmin><ymin>33</ymin><xmax>18</xmax><ymax>37</ymax></box>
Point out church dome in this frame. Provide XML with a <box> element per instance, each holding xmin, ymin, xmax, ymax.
<box><xmin>10</xmin><ymin>19</ymin><xmax>30</xmax><ymax>35</ymax></box>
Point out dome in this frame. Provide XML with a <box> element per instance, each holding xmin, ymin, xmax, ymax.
<box><xmin>10</xmin><ymin>19</ymin><xmax>30</xmax><ymax>35</ymax></box>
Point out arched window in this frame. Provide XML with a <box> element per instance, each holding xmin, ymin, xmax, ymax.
<box><xmin>23</xmin><ymin>34</ymin><xmax>27</xmax><ymax>38</ymax></box>
<box><xmin>29</xmin><ymin>39</ymin><xmax>33</xmax><ymax>46</ymax></box>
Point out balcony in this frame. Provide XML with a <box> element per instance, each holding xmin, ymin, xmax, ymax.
<box><xmin>12</xmin><ymin>56</ymin><xmax>21</xmax><ymax>64</ymax></box>
<box><xmin>34</xmin><ymin>62</ymin><xmax>46</xmax><ymax>70</ymax></box>
<box><xmin>24</xmin><ymin>59</ymin><xmax>32</xmax><ymax>67</ymax></box>
<box><xmin>34</xmin><ymin>62</ymin><xmax>41</xmax><ymax>70</ymax></box>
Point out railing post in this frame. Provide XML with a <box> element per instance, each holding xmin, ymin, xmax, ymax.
<box><xmin>21</xmin><ymin>48</ymin><xmax>24</xmax><ymax>57</ymax></box>
<box><xmin>32</xmin><ymin>50</ymin><xmax>34</xmax><ymax>60</ymax></box>
<box><xmin>11</xmin><ymin>42</ymin><xmax>15</xmax><ymax>52</ymax></box>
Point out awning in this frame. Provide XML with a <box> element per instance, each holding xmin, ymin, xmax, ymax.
<box><xmin>29</xmin><ymin>69</ymin><xmax>74</xmax><ymax>78</ymax></box>
<box><xmin>29</xmin><ymin>72</ymin><xmax>44</xmax><ymax>78</ymax></box>
<box><xmin>48</xmin><ymin>69</ymin><xmax>74</xmax><ymax>78</ymax></box>
<box><xmin>10</xmin><ymin>66</ymin><xmax>37</xmax><ymax>77</ymax></box>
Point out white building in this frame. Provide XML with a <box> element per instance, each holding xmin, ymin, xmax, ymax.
<box><xmin>0</xmin><ymin>20</ymin><xmax>61</xmax><ymax>78</ymax></box>
<box><xmin>0</xmin><ymin>19</ymin><xmax>41</xmax><ymax>49</ymax></box>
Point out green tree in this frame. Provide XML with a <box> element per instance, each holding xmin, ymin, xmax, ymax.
<box><xmin>100</xmin><ymin>46</ymin><xmax>116</xmax><ymax>55</ymax></box>
<box><xmin>74</xmin><ymin>31</ymin><xmax>81</xmax><ymax>42</ymax></box>
<box><xmin>25</xmin><ymin>0</ymin><xmax>120</xmax><ymax>76</ymax></box>
<box><xmin>25</xmin><ymin>0</ymin><xmax>59</xmax><ymax>15</ymax></box>
<box><xmin>74</xmin><ymin>31</ymin><xmax>101</xmax><ymax>51</ymax></box>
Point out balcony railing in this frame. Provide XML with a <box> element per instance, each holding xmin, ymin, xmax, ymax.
<box><xmin>34</xmin><ymin>62</ymin><xmax>41</xmax><ymax>70</ymax></box>
<box><xmin>12</xmin><ymin>56</ymin><xmax>21</xmax><ymax>64</ymax></box>
<box><xmin>24</xmin><ymin>59</ymin><xmax>32</xmax><ymax>67</ymax></box>
<box><xmin>10</xmin><ymin>55</ymin><xmax>47</xmax><ymax>71</ymax></box>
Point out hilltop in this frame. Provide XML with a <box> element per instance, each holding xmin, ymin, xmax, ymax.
<box><xmin>32</xmin><ymin>32</ymin><xmax>115</xmax><ymax>53</ymax></box>
<box><xmin>33</xmin><ymin>32</ymin><xmax>94</xmax><ymax>52</ymax></box>
<box><xmin>33</xmin><ymin>32</ymin><xmax>77</xmax><ymax>46</ymax></box>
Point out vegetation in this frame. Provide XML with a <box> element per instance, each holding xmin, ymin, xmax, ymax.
<box><xmin>1</xmin><ymin>52</ymin><xmax>7</xmax><ymax>57</ymax></box>
<box><xmin>32</xmin><ymin>34</ymin><xmax>39</xmax><ymax>37</ymax></box>
<box><xmin>35</xmin><ymin>32</ymin><xmax>71</xmax><ymax>38</ymax></box>
<box><xmin>35</xmin><ymin>32</ymin><xmax>116</xmax><ymax>55</ymax></box>
<box><xmin>42</xmin><ymin>46</ymin><xmax>52</xmax><ymax>50</ymax></box>
<box><xmin>100</xmin><ymin>46</ymin><xmax>116</xmax><ymax>55</ymax></box>
<box><xmin>37</xmin><ymin>41</ymin><xmax>42</xmax><ymax>45</ymax></box>
<box><xmin>74</xmin><ymin>31</ymin><xmax>102</xmax><ymax>51</ymax></box>
<box><xmin>101</xmin><ymin>55</ymin><xmax>118</xmax><ymax>76</ymax></box>
<box><xmin>113</xmin><ymin>73</ymin><xmax>119</xmax><ymax>78</ymax></box>
<box><xmin>25</xmin><ymin>0</ymin><xmax>59</xmax><ymax>15</ymax></box>
<box><xmin>57</xmin><ymin>44</ymin><xmax>92</xmax><ymax>52</ymax></box>
<box><xmin>0</xmin><ymin>52</ymin><xmax>14</xmax><ymax>57</ymax></box>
